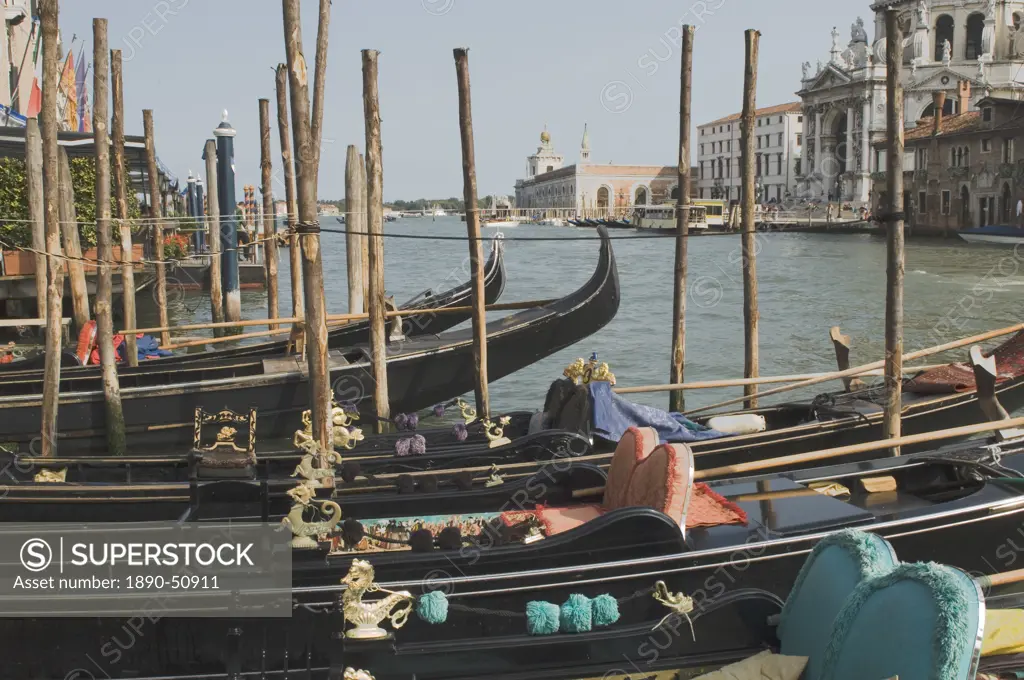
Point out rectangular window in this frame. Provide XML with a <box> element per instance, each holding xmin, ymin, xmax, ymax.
<box><xmin>699</xmin><ymin>162</ymin><xmax>704</xmax><ymax>179</ymax></box>
<box><xmin>1004</xmin><ymin>139</ymin><xmax>1015</xmax><ymax>163</ymax></box>
<box><xmin>727</xmin><ymin>140</ymin><xmax>731</xmax><ymax>152</ymax></box>
<box><xmin>983</xmin><ymin>107</ymin><xmax>993</xmax><ymax>122</ymax></box>
<box><xmin>757</xmin><ymin>137</ymin><xmax>762</xmax><ymax>149</ymax></box>
<box><xmin>699</xmin><ymin>188</ymin><xmax>705</xmax><ymax>198</ymax></box>
<box><xmin>700</xmin><ymin>144</ymin><xmax>704</xmax><ymax>155</ymax></box>
<box><xmin>798</xmin><ymin>115</ymin><xmax>803</xmax><ymax>122</ymax></box>
<box><xmin>777</xmin><ymin>153</ymin><xmax>783</xmax><ymax>175</ymax></box>
<box><xmin>982</xmin><ymin>138</ymin><xmax>992</xmax><ymax>152</ymax></box>
<box><xmin>794</xmin><ymin>158</ymin><xmax>802</xmax><ymax>175</ymax></box>
<box><xmin>941</xmin><ymin>190</ymin><xmax>951</xmax><ymax>215</ymax></box>
<box><xmin>918</xmin><ymin>191</ymin><xmax>927</xmax><ymax>213</ymax></box>
<box><xmin>756</xmin><ymin>154</ymin><xmax>762</xmax><ymax>176</ymax></box>
<box><xmin>778</xmin><ymin>133</ymin><xmax>784</xmax><ymax>146</ymax></box>
<box><xmin>797</xmin><ymin>133</ymin><xmax>803</xmax><ymax>146</ymax></box>
<box><xmin>757</xmin><ymin>119</ymin><xmax>762</xmax><ymax>127</ymax></box>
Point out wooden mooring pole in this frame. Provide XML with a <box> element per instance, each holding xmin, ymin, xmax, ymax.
<box><xmin>143</xmin><ymin>110</ymin><xmax>170</xmax><ymax>349</ymax></box>
<box><xmin>25</xmin><ymin>119</ymin><xmax>46</xmax><ymax>325</ymax></box>
<box><xmin>39</xmin><ymin>0</ymin><xmax>62</xmax><ymax>457</ymax></box>
<box><xmin>57</xmin><ymin>146</ymin><xmax>89</xmax><ymax>334</ymax></box>
<box><xmin>92</xmin><ymin>18</ymin><xmax>125</xmax><ymax>455</ymax></box>
<box><xmin>362</xmin><ymin>49</ymin><xmax>391</xmax><ymax>432</ymax></box>
<box><xmin>111</xmin><ymin>49</ymin><xmax>138</xmax><ymax>366</ymax></box>
<box><xmin>259</xmin><ymin>98</ymin><xmax>280</xmax><ymax>331</ymax></box>
<box><xmin>275</xmin><ymin>64</ymin><xmax>305</xmax><ymax>332</ymax></box>
<box><xmin>740</xmin><ymin>29</ymin><xmax>761</xmax><ymax>410</ymax></box>
<box><xmin>283</xmin><ymin>0</ymin><xmax>331</xmax><ymax>449</ymax></box>
<box><xmin>884</xmin><ymin>8</ymin><xmax>905</xmax><ymax>455</ymax></box>
<box><xmin>204</xmin><ymin>139</ymin><xmax>226</xmax><ymax>331</ymax></box>
<box><xmin>669</xmin><ymin>24</ymin><xmax>695</xmax><ymax>413</ymax></box>
<box><xmin>360</xmin><ymin>152</ymin><xmax>370</xmax><ymax>304</ymax></box>
<box><xmin>345</xmin><ymin>145</ymin><xmax>366</xmax><ymax>314</ymax></box>
<box><xmin>453</xmin><ymin>47</ymin><xmax>490</xmax><ymax>419</ymax></box>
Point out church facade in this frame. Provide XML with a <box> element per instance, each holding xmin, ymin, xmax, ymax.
<box><xmin>797</xmin><ymin>0</ymin><xmax>1024</xmax><ymax>208</ymax></box>
<box><xmin>513</xmin><ymin>127</ymin><xmax>685</xmax><ymax>216</ymax></box>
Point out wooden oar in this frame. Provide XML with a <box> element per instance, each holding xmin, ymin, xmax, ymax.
<box><xmin>121</xmin><ymin>298</ymin><xmax>556</xmax><ymax>336</ymax></box>
<box><xmin>613</xmin><ymin>365</ymin><xmax>944</xmax><ymax>395</ymax></box>
<box><xmin>683</xmin><ymin>322</ymin><xmax>1024</xmax><ymax>417</ymax></box>
<box><xmin>977</xmin><ymin>567</ymin><xmax>1024</xmax><ymax>589</ymax></box>
<box><xmin>694</xmin><ymin>415</ymin><xmax>1024</xmax><ymax>480</ymax></box>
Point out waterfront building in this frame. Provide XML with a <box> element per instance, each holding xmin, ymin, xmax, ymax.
<box><xmin>0</xmin><ymin>0</ymin><xmax>36</xmax><ymax>126</ymax></box>
<box><xmin>798</xmin><ymin>0</ymin><xmax>1024</xmax><ymax>208</ymax></box>
<box><xmin>870</xmin><ymin>93</ymin><xmax>1024</xmax><ymax>234</ymax></box>
<box><xmin>513</xmin><ymin>125</ymin><xmax>693</xmax><ymax>216</ymax></box>
<box><xmin>695</xmin><ymin>102</ymin><xmax>804</xmax><ymax>205</ymax></box>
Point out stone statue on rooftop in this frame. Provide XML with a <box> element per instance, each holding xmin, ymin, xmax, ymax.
<box><xmin>851</xmin><ymin>17</ymin><xmax>868</xmax><ymax>44</ymax></box>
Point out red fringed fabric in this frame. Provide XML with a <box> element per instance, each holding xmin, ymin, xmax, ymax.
<box><xmin>905</xmin><ymin>331</ymin><xmax>1024</xmax><ymax>395</ymax></box>
<box><xmin>685</xmin><ymin>483</ymin><xmax>748</xmax><ymax>529</ymax></box>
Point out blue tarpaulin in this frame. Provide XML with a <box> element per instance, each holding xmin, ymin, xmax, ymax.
<box><xmin>589</xmin><ymin>381</ymin><xmax>728</xmax><ymax>444</ymax></box>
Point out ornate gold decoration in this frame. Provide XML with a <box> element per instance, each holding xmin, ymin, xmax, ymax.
<box><xmin>455</xmin><ymin>398</ymin><xmax>477</xmax><ymax>424</ymax></box>
<box><xmin>563</xmin><ymin>356</ymin><xmax>616</xmax><ymax>386</ymax></box>
<box><xmin>484</xmin><ymin>415</ymin><xmax>512</xmax><ymax>449</ymax></box>
<box><xmin>291</xmin><ymin>441</ymin><xmax>343</xmax><ymax>489</ymax></box>
<box><xmin>484</xmin><ymin>463</ymin><xmax>505</xmax><ymax>487</ymax></box>
<box><xmin>343</xmin><ymin>669</ymin><xmax>376</xmax><ymax>680</ymax></box>
<box><xmin>193</xmin><ymin>408</ymin><xmax>257</xmax><ymax>458</ymax></box>
<box><xmin>652</xmin><ymin>580</ymin><xmax>695</xmax><ymax>640</ymax></box>
<box><xmin>34</xmin><ymin>468</ymin><xmax>67</xmax><ymax>483</ymax></box>
<box><xmin>294</xmin><ymin>401</ymin><xmax>365</xmax><ymax>453</ymax></box>
<box><xmin>281</xmin><ymin>481</ymin><xmax>343</xmax><ymax>549</ymax></box>
<box><xmin>341</xmin><ymin>559</ymin><xmax>414</xmax><ymax>639</ymax></box>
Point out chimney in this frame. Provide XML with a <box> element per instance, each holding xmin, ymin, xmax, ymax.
<box><xmin>958</xmin><ymin>80</ymin><xmax>971</xmax><ymax>114</ymax></box>
<box><xmin>933</xmin><ymin>91</ymin><xmax>946</xmax><ymax>136</ymax></box>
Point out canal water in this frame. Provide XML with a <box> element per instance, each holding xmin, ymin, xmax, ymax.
<box><xmin>142</xmin><ymin>217</ymin><xmax>1024</xmax><ymax>412</ymax></box>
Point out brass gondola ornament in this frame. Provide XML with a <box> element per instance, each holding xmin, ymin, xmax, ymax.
<box><xmin>564</xmin><ymin>355</ymin><xmax>616</xmax><ymax>386</ymax></box>
<box><xmin>291</xmin><ymin>439</ymin><xmax>342</xmax><ymax>489</ymax></box>
<box><xmin>34</xmin><ymin>468</ymin><xmax>67</xmax><ymax>483</ymax></box>
<box><xmin>294</xmin><ymin>405</ymin><xmax>365</xmax><ymax>452</ymax></box>
<box><xmin>484</xmin><ymin>463</ymin><xmax>505</xmax><ymax>487</ymax></box>
<box><xmin>341</xmin><ymin>559</ymin><xmax>414</xmax><ymax>639</ymax></box>
<box><xmin>652</xmin><ymin>580</ymin><xmax>695</xmax><ymax>641</ymax></box>
<box><xmin>343</xmin><ymin>669</ymin><xmax>375</xmax><ymax>680</ymax></box>
<box><xmin>455</xmin><ymin>397</ymin><xmax>478</xmax><ymax>424</ymax></box>
<box><xmin>281</xmin><ymin>481</ymin><xmax>343</xmax><ymax>549</ymax></box>
<box><xmin>484</xmin><ymin>415</ymin><xmax>512</xmax><ymax>448</ymax></box>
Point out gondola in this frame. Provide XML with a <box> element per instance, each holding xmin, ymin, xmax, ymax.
<box><xmin>5</xmin><ymin>427</ymin><xmax>1024</xmax><ymax>679</ymax></box>
<box><xmin>0</xmin><ymin>226</ymin><xmax>619</xmax><ymax>453</ymax></box>
<box><xmin>0</xmin><ymin>238</ymin><xmax>507</xmax><ymax>375</ymax></box>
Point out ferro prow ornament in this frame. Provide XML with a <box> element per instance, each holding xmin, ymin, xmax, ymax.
<box><xmin>191</xmin><ymin>407</ymin><xmax>257</xmax><ymax>478</ymax></box>
<box><xmin>281</xmin><ymin>481</ymin><xmax>343</xmax><ymax>549</ymax></box>
<box><xmin>341</xmin><ymin>559</ymin><xmax>414</xmax><ymax>639</ymax></box>
<box><xmin>294</xmin><ymin>393</ymin><xmax>365</xmax><ymax>451</ymax></box>
<box><xmin>564</xmin><ymin>354</ymin><xmax>616</xmax><ymax>386</ymax></box>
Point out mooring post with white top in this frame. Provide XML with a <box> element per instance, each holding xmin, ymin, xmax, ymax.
<box><xmin>214</xmin><ymin>110</ymin><xmax>241</xmax><ymax>324</ymax></box>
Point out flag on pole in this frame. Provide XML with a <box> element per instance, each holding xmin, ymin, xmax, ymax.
<box><xmin>26</xmin><ymin>20</ymin><xmax>42</xmax><ymax>118</ymax></box>
<box><xmin>74</xmin><ymin>46</ymin><xmax>91</xmax><ymax>132</ymax></box>
<box><xmin>57</xmin><ymin>51</ymin><xmax>77</xmax><ymax>131</ymax></box>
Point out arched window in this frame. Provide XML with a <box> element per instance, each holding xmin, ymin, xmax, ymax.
<box><xmin>964</xmin><ymin>146</ymin><xmax>970</xmax><ymax>167</ymax></box>
<box><xmin>950</xmin><ymin>147</ymin><xmax>957</xmax><ymax>167</ymax></box>
<box><xmin>596</xmin><ymin>187</ymin><xmax>610</xmax><ymax>208</ymax></box>
<box><xmin>934</xmin><ymin>15</ymin><xmax>954</xmax><ymax>61</ymax></box>
<box><xmin>670</xmin><ymin>186</ymin><xmax>680</xmax><ymax>200</ymax></box>
<box><xmin>634</xmin><ymin>187</ymin><xmax>648</xmax><ymax>205</ymax></box>
<box><xmin>965</xmin><ymin>13</ymin><xmax>985</xmax><ymax>60</ymax></box>
<box><xmin>961</xmin><ymin>185</ymin><xmax>971</xmax><ymax>226</ymax></box>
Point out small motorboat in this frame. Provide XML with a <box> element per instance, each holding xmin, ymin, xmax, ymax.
<box><xmin>959</xmin><ymin>225</ymin><xmax>1024</xmax><ymax>245</ymax></box>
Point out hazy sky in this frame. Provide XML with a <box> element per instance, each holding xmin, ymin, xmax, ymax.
<box><xmin>61</xmin><ymin>0</ymin><xmax>863</xmax><ymax>201</ymax></box>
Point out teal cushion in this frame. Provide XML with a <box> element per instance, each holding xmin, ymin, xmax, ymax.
<box><xmin>778</xmin><ymin>530</ymin><xmax>898</xmax><ymax>680</ymax></box>
<box><xmin>821</xmin><ymin>563</ymin><xmax>984</xmax><ymax>680</ymax></box>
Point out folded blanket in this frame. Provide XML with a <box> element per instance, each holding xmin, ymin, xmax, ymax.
<box><xmin>589</xmin><ymin>381</ymin><xmax>727</xmax><ymax>444</ymax></box>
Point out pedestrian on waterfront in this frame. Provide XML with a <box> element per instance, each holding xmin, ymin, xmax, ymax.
<box><xmin>826</xmin><ymin>202</ymin><xmax>834</xmax><ymax>224</ymax></box>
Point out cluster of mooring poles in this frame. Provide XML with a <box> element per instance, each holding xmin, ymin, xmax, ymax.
<box><xmin>33</xmin><ymin>3</ymin><xmax>908</xmax><ymax>460</ymax></box>
<box><xmin>663</xmin><ymin>21</ymin><xmax>905</xmax><ymax>450</ymax></box>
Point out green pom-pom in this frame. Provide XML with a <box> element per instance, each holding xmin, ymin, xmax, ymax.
<box><xmin>560</xmin><ymin>593</ymin><xmax>593</xmax><ymax>633</ymax></box>
<box><xmin>416</xmin><ymin>591</ymin><xmax>449</xmax><ymax>624</ymax></box>
<box><xmin>592</xmin><ymin>594</ymin><xmax>619</xmax><ymax>627</ymax></box>
<box><xmin>526</xmin><ymin>601</ymin><xmax>560</xmax><ymax>635</ymax></box>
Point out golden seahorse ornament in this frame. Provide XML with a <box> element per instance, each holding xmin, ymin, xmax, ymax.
<box><xmin>341</xmin><ymin>559</ymin><xmax>414</xmax><ymax>639</ymax></box>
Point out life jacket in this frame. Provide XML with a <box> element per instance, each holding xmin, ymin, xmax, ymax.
<box><xmin>89</xmin><ymin>333</ymin><xmax>126</xmax><ymax>365</ymax></box>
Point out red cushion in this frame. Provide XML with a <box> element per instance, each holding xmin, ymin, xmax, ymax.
<box><xmin>624</xmin><ymin>443</ymin><xmax>694</xmax><ymax>526</ymax></box>
<box><xmin>536</xmin><ymin>504</ymin><xmax>602</xmax><ymax>535</ymax></box>
<box><xmin>602</xmin><ymin>426</ymin><xmax>658</xmax><ymax>511</ymax></box>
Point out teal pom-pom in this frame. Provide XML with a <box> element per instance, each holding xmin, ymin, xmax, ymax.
<box><xmin>592</xmin><ymin>594</ymin><xmax>619</xmax><ymax>627</ymax></box>
<box><xmin>526</xmin><ymin>601</ymin><xmax>560</xmax><ymax>635</ymax></box>
<box><xmin>416</xmin><ymin>591</ymin><xmax>449</xmax><ymax>624</ymax></box>
<box><xmin>560</xmin><ymin>593</ymin><xmax>593</xmax><ymax>633</ymax></box>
